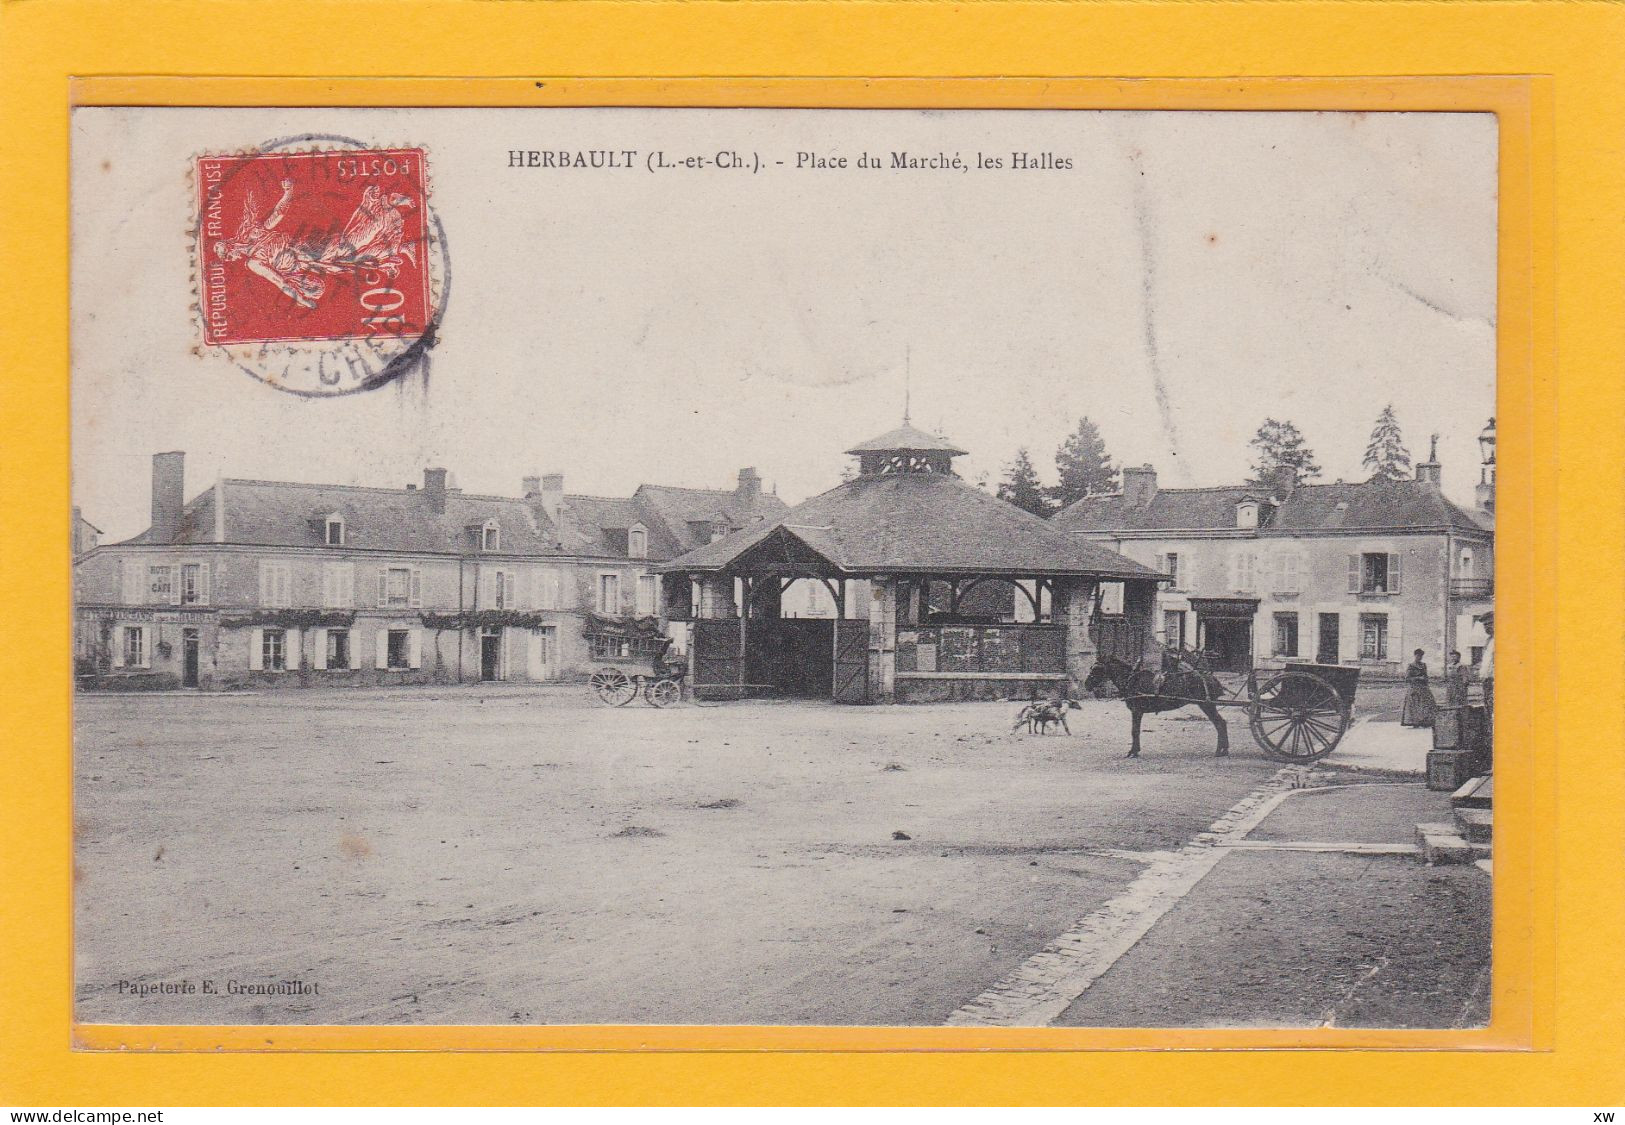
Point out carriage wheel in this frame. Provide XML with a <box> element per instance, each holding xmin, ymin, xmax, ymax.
<box><xmin>646</xmin><ymin>678</ymin><xmax>682</xmax><ymax>708</ymax></box>
<box><xmin>590</xmin><ymin>668</ymin><xmax>636</xmax><ymax>707</ymax></box>
<box><xmin>1249</xmin><ymin>670</ymin><xmax>1349</xmax><ymax>762</ymax></box>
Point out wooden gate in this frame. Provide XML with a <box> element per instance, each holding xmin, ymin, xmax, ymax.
<box><xmin>832</xmin><ymin>618</ymin><xmax>870</xmax><ymax>704</ymax></box>
<box><xmin>692</xmin><ymin>618</ymin><xmax>745</xmax><ymax>700</ymax></box>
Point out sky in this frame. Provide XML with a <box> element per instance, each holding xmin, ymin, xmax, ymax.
<box><xmin>72</xmin><ymin>108</ymin><xmax>1497</xmax><ymax>541</ymax></box>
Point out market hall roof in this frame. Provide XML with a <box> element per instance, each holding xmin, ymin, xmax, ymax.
<box><xmin>844</xmin><ymin>423</ymin><xmax>969</xmax><ymax>456</ymax></box>
<box><xmin>663</xmin><ymin>423</ymin><xmax>1162</xmax><ymax>581</ymax></box>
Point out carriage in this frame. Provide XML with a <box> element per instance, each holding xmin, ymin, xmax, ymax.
<box><xmin>1094</xmin><ymin>648</ymin><xmax>1360</xmax><ymax>763</ymax></box>
<box><xmin>587</xmin><ymin>629</ymin><xmax>687</xmax><ymax>708</ymax></box>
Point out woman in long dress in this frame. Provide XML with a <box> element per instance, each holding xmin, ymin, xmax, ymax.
<box><xmin>1400</xmin><ymin>648</ymin><xmax>1438</xmax><ymax>727</ymax></box>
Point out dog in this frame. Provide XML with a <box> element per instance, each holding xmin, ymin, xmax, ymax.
<box><xmin>1012</xmin><ymin>698</ymin><xmax>1082</xmax><ymax>735</ymax></box>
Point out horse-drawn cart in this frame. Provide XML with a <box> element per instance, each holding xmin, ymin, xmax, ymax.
<box><xmin>1087</xmin><ymin>651</ymin><xmax>1359</xmax><ymax>762</ymax></box>
<box><xmin>1245</xmin><ymin>662</ymin><xmax>1360</xmax><ymax>762</ymax></box>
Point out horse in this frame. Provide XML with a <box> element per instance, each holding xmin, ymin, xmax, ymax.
<box><xmin>1083</xmin><ymin>654</ymin><xmax>1230</xmax><ymax>758</ymax></box>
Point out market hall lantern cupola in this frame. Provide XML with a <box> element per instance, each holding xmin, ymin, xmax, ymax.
<box><xmin>845</xmin><ymin>421</ymin><xmax>968</xmax><ymax>477</ymax></box>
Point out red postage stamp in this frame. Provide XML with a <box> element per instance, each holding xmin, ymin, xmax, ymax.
<box><xmin>196</xmin><ymin>147</ymin><xmax>433</xmax><ymax>347</ymax></box>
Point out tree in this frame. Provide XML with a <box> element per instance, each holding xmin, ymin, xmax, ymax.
<box><xmin>1052</xmin><ymin>416</ymin><xmax>1119</xmax><ymax>509</ymax></box>
<box><xmin>996</xmin><ymin>447</ymin><xmax>1054</xmax><ymax>517</ymax></box>
<box><xmin>1362</xmin><ymin>404</ymin><xmax>1412</xmax><ymax>482</ymax></box>
<box><xmin>1247</xmin><ymin>418</ymin><xmax>1323</xmax><ymax>485</ymax></box>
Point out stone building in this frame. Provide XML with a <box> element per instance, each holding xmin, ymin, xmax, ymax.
<box><xmin>72</xmin><ymin>452</ymin><xmax>784</xmax><ymax>690</ymax></box>
<box><xmin>1049</xmin><ymin>443</ymin><xmax>1494</xmax><ymax>677</ymax></box>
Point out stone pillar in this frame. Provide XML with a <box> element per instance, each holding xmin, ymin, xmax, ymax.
<box><xmin>1122</xmin><ymin>578</ymin><xmax>1161</xmax><ymax>663</ymax></box>
<box><xmin>867</xmin><ymin>576</ymin><xmax>898</xmax><ymax>703</ymax></box>
<box><xmin>1059</xmin><ymin>578</ymin><xmax>1099</xmax><ymax>693</ymax></box>
<box><xmin>699</xmin><ymin>575</ymin><xmax>737</xmax><ymax>619</ymax></box>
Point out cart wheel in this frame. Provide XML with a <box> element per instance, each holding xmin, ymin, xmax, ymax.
<box><xmin>1249</xmin><ymin>670</ymin><xmax>1349</xmax><ymax>762</ymax></box>
<box><xmin>590</xmin><ymin>668</ymin><xmax>636</xmax><ymax>707</ymax></box>
<box><xmin>646</xmin><ymin>678</ymin><xmax>681</xmax><ymax>708</ymax></box>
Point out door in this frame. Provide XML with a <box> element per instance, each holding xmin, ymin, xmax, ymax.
<box><xmin>832</xmin><ymin>618</ymin><xmax>870</xmax><ymax>703</ymax></box>
<box><xmin>182</xmin><ymin>628</ymin><xmax>200</xmax><ymax>688</ymax></box>
<box><xmin>1317</xmin><ymin>613</ymin><xmax>1340</xmax><ymax>664</ymax></box>
<box><xmin>480</xmin><ymin>631</ymin><xmax>502</xmax><ymax>681</ymax></box>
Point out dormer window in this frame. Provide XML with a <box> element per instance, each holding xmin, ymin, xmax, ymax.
<box><xmin>628</xmin><ymin>525</ymin><xmax>648</xmax><ymax>559</ymax></box>
<box><xmin>324</xmin><ymin>514</ymin><xmax>345</xmax><ymax>546</ymax></box>
<box><xmin>1236</xmin><ymin>500</ymin><xmax>1260</xmax><ymax>529</ymax></box>
<box><xmin>481</xmin><ymin>520</ymin><xmax>501</xmax><ymax>552</ymax></box>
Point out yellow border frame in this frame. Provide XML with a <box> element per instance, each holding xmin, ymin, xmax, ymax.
<box><xmin>2</xmin><ymin>0</ymin><xmax>1616</xmax><ymax>1106</ymax></box>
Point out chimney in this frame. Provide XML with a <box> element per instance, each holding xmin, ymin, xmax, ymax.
<box><xmin>1121</xmin><ymin>463</ymin><xmax>1158</xmax><ymax>507</ymax></box>
<box><xmin>1270</xmin><ymin>463</ymin><xmax>1300</xmax><ymax>500</ymax></box>
<box><xmin>736</xmin><ymin>467</ymin><xmax>762</xmax><ymax>505</ymax></box>
<box><xmin>522</xmin><ymin>474</ymin><xmax>542</xmax><ymax>498</ymax></box>
<box><xmin>1415</xmin><ymin>432</ymin><xmax>1442</xmax><ymax>488</ymax></box>
<box><xmin>540</xmin><ymin>473</ymin><xmax>565</xmax><ymax>525</ymax></box>
<box><xmin>423</xmin><ymin>466</ymin><xmax>448</xmax><ymax>514</ymax></box>
<box><xmin>1476</xmin><ymin>477</ymin><xmax>1495</xmax><ymax>513</ymax></box>
<box><xmin>151</xmin><ymin>451</ymin><xmax>185</xmax><ymax>543</ymax></box>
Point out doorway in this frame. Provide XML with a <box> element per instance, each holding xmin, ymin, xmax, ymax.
<box><xmin>182</xmin><ymin>628</ymin><xmax>200</xmax><ymax>688</ymax></box>
<box><xmin>1317</xmin><ymin>613</ymin><xmax>1340</xmax><ymax>663</ymax></box>
<box><xmin>1201</xmin><ymin>617</ymin><xmax>1254</xmax><ymax>672</ymax></box>
<box><xmin>480</xmin><ymin>629</ymin><xmax>502</xmax><ymax>681</ymax></box>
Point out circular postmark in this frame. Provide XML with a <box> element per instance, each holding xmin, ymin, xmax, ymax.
<box><xmin>191</xmin><ymin>133</ymin><xmax>451</xmax><ymax>397</ymax></box>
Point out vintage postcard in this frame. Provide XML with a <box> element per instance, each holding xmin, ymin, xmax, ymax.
<box><xmin>70</xmin><ymin>104</ymin><xmax>1499</xmax><ymax>1033</ymax></box>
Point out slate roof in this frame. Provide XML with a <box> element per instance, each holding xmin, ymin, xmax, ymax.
<box><xmin>663</xmin><ymin>472</ymin><xmax>1163</xmax><ymax>579</ymax></box>
<box><xmin>118</xmin><ymin>475</ymin><xmax>790</xmax><ymax>561</ymax></box>
<box><xmin>845</xmin><ymin>423</ymin><xmax>967</xmax><ymax>456</ymax></box>
<box><xmin>1052</xmin><ymin>479</ymin><xmax>1492</xmax><ymax>536</ymax></box>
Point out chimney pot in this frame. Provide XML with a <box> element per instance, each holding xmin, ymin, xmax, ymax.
<box><xmin>150</xmin><ymin>451</ymin><xmax>185</xmax><ymax>543</ymax></box>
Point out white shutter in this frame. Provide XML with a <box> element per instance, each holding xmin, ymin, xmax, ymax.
<box><xmin>120</xmin><ymin>559</ymin><xmax>142</xmax><ymax>605</ymax></box>
<box><xmin>1388</xmin><ymin>552</ymin><xmax>1403</xmax><ymax>594</ymax></box>
<box><xmin>408</xmin><ymin>627</ymin><xmax>423</xmax><ymax>670</ymax></box>
<box><xmin>168</xmin><ymin>565</ymin><xmax>182</xmax><ymax>606</ymax></box>
<box><xmin>248</xmin><ymin>627</ymin><xmax>264</xmax><ymax>670</ymax></box>
<box><xmin>527</xmin><ymin>628</ymin><xmax>544</xmax><ymax>680</ymax></box>
<box><xmin>1340</xmin><ymin>610</ymin><xmax>1359</xmax><ymax>663</ymax></box>
<box><xmin>312</xmin><ymin>628</ymin><xmax>328</xmax><ymax>670</ymax></box>
<box><xmin>112</xmin><ymin>628</ymin><xmax>126</xmax><ymax>668</ymax></box>
<box><xmin>196</xmin><ymin>563</ymin><xmax>211</xmax><ymax>606</ymax></box>
<box><xmin>503</xmin><ymin>571</ymin><xmax>516</xmax><ymax>610</ymax></box>
<box><xmin>1388</xmin><ymin>613</ymin><xmax>1402</xmax><ymax>665</ymax></box>
<box><xmin>321</xmin><ymin>564</ymin><xmax>336</xmax><ymax>608</ymax></box>
<box><xmin>340</xmin><ymin>564</ymin><xmax>354</xmax><ymax>608</ymax></box>
<box><xmin>346</xmin><ymin>630</ymin><xmax>359</xmax><ymax>670</ymax></box>
<box><xmin>409</xmin><ymin>568</ymin><xmax>423</xmax><ymax>609</ymax></box>
<box><xmin>375</xmin><ymin>628</ymin><xmax>389</xmax><ymax>669</ymax></box>
<box><xmin>1347</xmin><ymin>555</ymin><xmax>1362</xmax><ymax>594</ymax></box>
<box><xmin>258</xmin><ymin>562</ymin><xmax>271</xmax><ymax>606</ymax></box>
<box><xmin>286</xmin><ymin>627</ymin><xmax>301</xmax><ymax>670</ymax></box>
<box><xmin>377</xmin><ymin>567</ymin><xmax>390</xmax><ymax>608</ymax></box>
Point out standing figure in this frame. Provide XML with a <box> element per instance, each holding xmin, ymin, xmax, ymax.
<box><xmin>1444</xmin><ymin>650</ymin><xmax>1470</xmax><ymax>706</ymax></box>
<box><xmin>1400</xmin><ymin>647</ymin><xmax>1437</xmax><ymax>728</ymax></box>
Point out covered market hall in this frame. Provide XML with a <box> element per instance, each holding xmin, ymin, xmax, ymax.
<box><xmin>659</xmin><ymin>422</ymin><xmax>1167</xmax><ymax>703</ymax></box>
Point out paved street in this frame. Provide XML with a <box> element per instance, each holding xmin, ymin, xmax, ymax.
<box><xmin>73</xmin><ymin>686</ymin><xmax>1485</xmax><ymax>1027</ymax></box>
